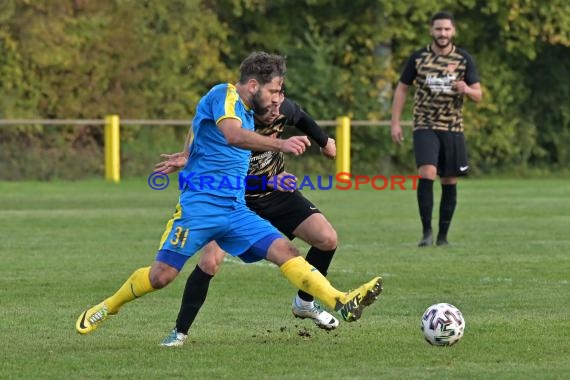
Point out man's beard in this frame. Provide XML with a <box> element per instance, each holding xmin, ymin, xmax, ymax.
<box><xmin>432</xmin><ymin>36</ymin><xmax>452</xmax><ymax>49</ymax></box>
<box><xmin>251</xmin><ymin>90</ymin><xmax>269</xmax><ymax>115</ymax></box>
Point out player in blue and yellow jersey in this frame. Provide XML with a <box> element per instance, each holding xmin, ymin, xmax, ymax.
<box><xmin>76</xmin><ymin>52</ymin><xmax>383</xmax><ymax>337</ymax></box>
<box><xmin>391</xmin><ymin>11</ymin><xmax>482</xmax><ymax>247</ymax></box>
<box><xmin>155</xmin><ymin>91</ymin><xmax>343</xmax><ymax>346</ymax></box>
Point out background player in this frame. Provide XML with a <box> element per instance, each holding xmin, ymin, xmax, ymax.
<box><xmin>390</xmin><ymin>11</ymin><xmax>482</xmax><ymax>247</ymax></box>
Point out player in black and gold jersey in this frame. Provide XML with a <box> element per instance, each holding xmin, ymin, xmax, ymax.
<box><xmin>391</xmin><ymin>11</ymin><xmax>482</xmax><ymax>247</ymax></box>
<box><xmin>155</xmin><ymin>92</ymin><xmax>346</xmax><ymax>346</ymax></box>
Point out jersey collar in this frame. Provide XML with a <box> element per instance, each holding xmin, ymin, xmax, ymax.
<box><xmin>427</xmin><ymin>43</ymin><xmax>456</xmax><ymax>56</ymax></box>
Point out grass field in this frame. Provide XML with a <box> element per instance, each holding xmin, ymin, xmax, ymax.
<box><xmin>1</xmin><ymin>177</ymin><xmax>569</xmax><ymax>379</ymax></box>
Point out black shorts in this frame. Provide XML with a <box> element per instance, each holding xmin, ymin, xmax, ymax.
<box><xmin>413</xmin><ymin>129</ymin><xmax>469</xmax><ymax>177</ymax></box>
<box><xmin>246</xmin><ymin>190</ymin><xmax>321</xmax><ymax>240</ymax></box>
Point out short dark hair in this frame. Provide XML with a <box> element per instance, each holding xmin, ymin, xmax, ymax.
<box><xmin>239</xmin><ymin>52</ymin><xmax>287</xmax><ymax>85</ymax></box>
<box><xmin>431</xmin><ymin>11</ymin><xmax>455</xmax><ymax>26</ymax></box>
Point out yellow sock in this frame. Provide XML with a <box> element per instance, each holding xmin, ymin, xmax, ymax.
<box><xmin>104</xmin><ymin>267</ymin><xmax>156</xmax><ymax>313</ymax></box>
<box><xmin>280</xmin><ymin>256</ymin><xmax>344</xmax><ymax>309</ymax></box>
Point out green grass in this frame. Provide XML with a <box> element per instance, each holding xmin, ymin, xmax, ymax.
<box><xmin>1</xmin><ymin>177</ymin><xmax>569</xmax><ymax>379</ymax></box>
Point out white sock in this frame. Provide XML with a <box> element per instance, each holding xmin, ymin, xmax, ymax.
<box><xmin>295</xmin><ymin>295</ymin><xmax>314</xmax><ymax>308</ymax></box>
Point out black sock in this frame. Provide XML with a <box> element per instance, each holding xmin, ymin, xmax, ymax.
<box><xmin>175</xmin><ymin>265</ymin><xmax>213</xmax><ymax>335</ymax></box>
<box><xmin>297</xmin><ymin>246</ymin><xmax>336</xmax><ymax>302</ymax></box>
<box><xmin>417</xmin><ymin>178</ymin><xmax>434</xmax><ymax>235</ymax></box>
<box><xmin>439</xmin><ymin>184</ymin><xmax>457</xmax><ymax>239</ymax></box>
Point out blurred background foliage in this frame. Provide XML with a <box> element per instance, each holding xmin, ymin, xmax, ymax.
<box><xmin>1</xmin><ymin>0</ymin><xmax>569</xmax><ymax>179</ymax></box>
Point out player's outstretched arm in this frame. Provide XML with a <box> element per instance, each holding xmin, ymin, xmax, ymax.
<box><xmin>154</xmin><ymin>152</ymin><xmax>187</xmax><ymax>174</ymax></box>
<box><xmin>154</xmin><ymin>127</ymin><xmax>193</xmax><ymax>174</ymax></box>
<box><xmin>295</xmin><ymin>112</ymin><xmax>335</xmax><ymax>158</ymax></box>
<box><xmin>219</xmin><ymin>118</ymin><xmax>310</xmax><ymax>154</ymax></box>
<box><xmin>279</xmin><ymin>136</ymin><xmax>311</xmax><ymax>156</ymax></box>
<box><xmin>320</xmin><ymin>138</ymin><xmax>336</xmax><ymax>159</ymax></box>
<box><xmin>282</xmin><ymin>99</ymin><xmax>333</xmax><ymax>158</ymax></box>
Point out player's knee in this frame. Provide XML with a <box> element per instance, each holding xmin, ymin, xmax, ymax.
<box><xmin>418</xmin><ymin>165</ymin><xmax>437</xmax><ymax>180</ymax></box>
<box><xmin>314</xmin><ymin>228</ymin><xmax>338</xmax><ymax>251</ymax></box>
<box><xmin>267</xmin><ymin>238</ymin><xmax>300</xmax><ymax>266</ymax></box>
<box><xmin>277</xmin><ymin>239</ymin><xmax>300</xmax><ymax>257</ymax></box>
<box><xmin>199</xmin><ymin>245</ymin><xmax>224</xmax><ymax>275</ymax></box>
<box><xmin>198</xmin><ymin>256</ymin><xmax>221</xmax><ymax>275</ymax></box>
<box><xmin>149</xmin><ymin>268</ymin><xmax>177</xmax><ymax>289</ymax></box>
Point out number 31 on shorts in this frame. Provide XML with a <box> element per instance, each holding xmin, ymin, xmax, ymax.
<box><xmin>170</xmin><ymin>226</ymin><xmax>189</xmax><ymax>248</ymax></box>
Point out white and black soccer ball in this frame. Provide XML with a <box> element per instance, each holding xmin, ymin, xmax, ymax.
<box><xmin>420</xmin><ymin>303</ymin><xmax>465</xmax><ymax>346</ymax></box>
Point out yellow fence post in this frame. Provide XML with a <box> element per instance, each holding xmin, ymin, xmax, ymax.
<box><xmin>336</xmin><ymin>116</ymin><xmax>351</xmax><ymax>174</ymax></box>
<box><xmin>104</xmin><ymin>114</ymin><xmax>120</xmax><ymax>183</ymax></box>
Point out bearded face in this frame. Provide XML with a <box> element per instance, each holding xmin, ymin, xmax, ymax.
<box><xmin>430</xmin><ymin>19</ymin><xmax>455</xmax><ymax>50</ymax></box>
<box><xmin>254</xmin><ymin>92</ymin><xmax>284</xmax><ymax>125</ymax></box>
<box><xmin>432</xmin><ymin>34</ymin><xmax>452</xmax><ymax>49</ymax></box>
<box><xmin>249</xmin><ymin>76</ymin><xmax>283</xmax><ymax>115</ymax></box>
<box><xmin>251</xmin><ymin>89</ymin><xmax>269</xmax><ymax>115</ymax></box>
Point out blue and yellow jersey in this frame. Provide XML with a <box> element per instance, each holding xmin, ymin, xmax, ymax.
<box><xmin>180</xmin><ymin>83</ymin><xmax>254</xmax><ymax>200</ymax></box>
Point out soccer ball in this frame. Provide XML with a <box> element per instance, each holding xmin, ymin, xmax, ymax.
<box><xmin>420</xmin><ymin>303</ymin><xmax>465</xmax><ymax>346</ymax></box>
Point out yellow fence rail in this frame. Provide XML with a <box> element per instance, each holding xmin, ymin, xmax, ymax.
<box><xmin>336</xmin><ymin>116</ymin><xmax>351</xmax><ymax>174</ymax></box>
<box><xmin>104</xmin><ymin>115</ymin><xmax>120</xmax><ymax>183</ymax></box>
<box><xmin>0</xmin><ymin>117</ymin><xmax>412</xmax><ymax>182</ymax></box>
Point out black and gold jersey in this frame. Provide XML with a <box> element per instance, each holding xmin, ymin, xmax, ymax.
<box><xmin>400</xmin><ymin>44</ymin><xmax>479</xmax><ymax>132</ymax></box>
<box><xmin>247</xmin><ymin>114</ymin><xmax>288</xmax><ymax>194</ymax></box>
<box><xmin>246</xmin><ymin>98</ymin><xmax>328</xmax><ymax>199</ymax></box>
